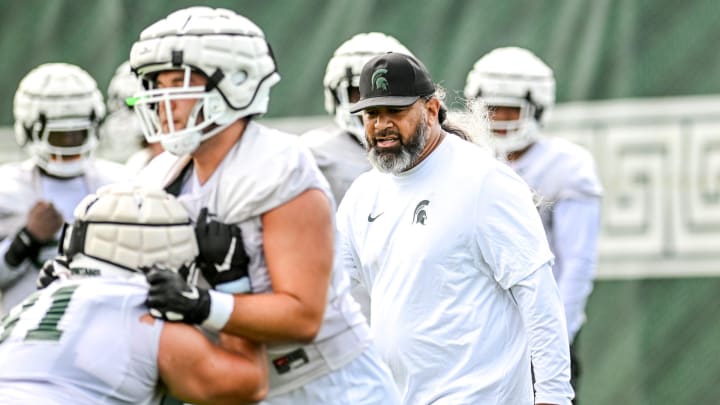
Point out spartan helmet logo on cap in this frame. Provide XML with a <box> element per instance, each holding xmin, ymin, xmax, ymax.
<box><xmin>322</xmin><ymin>33</ymin><xmax>414</xmax><ymax>142</ymax></box>
<box><xmin>372</xmin><ymin>68</ymin><xmax>389</xmax><ymax>91</ymax></box>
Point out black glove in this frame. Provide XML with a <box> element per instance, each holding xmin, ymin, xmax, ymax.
<box><xmin>144</xmin><ymin>265</ymin><xmax>211</xmax><ymax>324</ymax></box>
<box><xmin>194</xmin><ymin>208</ymin><xmax>251</xmax><ymax>293</ymax></box>
<box><xmin>36</xmin><ymin>256</ymin><xmax>70</xmax><ymax>289</ymax></box>
<box><xmin>5</xmin><ymin>227</ymin><xmax>44</xmax><ymax>267</ymax></box>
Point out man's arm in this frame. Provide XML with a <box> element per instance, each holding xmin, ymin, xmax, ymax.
<box><xmin>510</xmin><ymin>265</ymin><xmax>574</xmax><ymax>405</ymax></box>
<box><xmin>551</xmin><ymin>198</ymin><xmax>601</xmax><ymax>342</ymax></box>
<box><xmin>157</xmin><ymin>319</ymin><xmax>268</xmax><ymax>405</ymax></box>
<box><xmin>221</xmin><ymin>188</ymin><xmax>334</xmax><ymax>342</ymax></box>
<box><xmin>474</xmin><ymin>166</ymin><xmax>574</xmax><ymax>404</ymax></box>
<box><xmin>1</xmin><ymin>201</ymin><xmax>64</xmax><ymax>288</ymax></box>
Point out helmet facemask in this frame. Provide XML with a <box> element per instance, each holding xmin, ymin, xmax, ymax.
<box><xmin>13</xmin><ymin>63</ymin><xmax>105</xmax><ymax>178</ymax></box>
<box><xmin>463</xmin><ymin>47</ymin><xmax>555</xmax><ymax>157</ymax></box>
<box><xmin>484</xmin><ymin>96</ymin><xmax>541</xmax><ymax>156</ymax></box>
<box><xmin>131</xmin><ymin>66</ymin><xmax>244</xmax><ymax>156</ymax></box>
<box><xmin>128</xmin><ymin>7</ymin><xmax>282</xmax><ymax>156</ymax></box>
<box><xmin>26</xmin><ymin>116</ymin><xmax>98</xmax><ymax>178</ymax></box>
<box><xmin>330</xmin><ymin>69</ymin><xmax>365</xmax><ymax>142</ymax></box>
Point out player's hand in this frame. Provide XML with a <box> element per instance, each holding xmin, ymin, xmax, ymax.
<box><xmin>143</xmin><ymin>264</ymin><xmax>211</xmax><ymax>324</ymax></box>
<box><xmin>36</xmin><ymin>256</ymin><xmax>71</xmax><ymax>289</ymax></box>
<box><xmin>195</xmin><ymin>208</ymin><xmax>251</xmax><ymax>293</ymax></box>
<box><xmin>26</xmin><ymin>201</ymin><xmax>64</xmax><ymax>242</ymax></box>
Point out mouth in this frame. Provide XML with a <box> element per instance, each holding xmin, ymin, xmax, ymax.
<box><xmin>161</xmin><ymin>120</ymin><xmax>182</xmax><ymax>133</ymax></box>
<box><xmin>372</xmin><ymin>132</ymin><xmax>401</xmax><ymax>149</ymax></box>
<box><xmin>375</xmin><ymin>137</ymin><xmax>400</xmax><ymax>148</ymax></box>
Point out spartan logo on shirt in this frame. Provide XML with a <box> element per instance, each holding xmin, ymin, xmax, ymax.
<box><xmin>412</xmin><ymin>200</ymin><xmax>429</xmax><ymax>225</ymax></box>
<box><xmin>371</xmin><ymin>68</ymin><xmax>389</xmax><ymax>91</ymax></box>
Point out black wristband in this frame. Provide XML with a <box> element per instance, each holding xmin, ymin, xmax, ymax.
<box><xmin>4</xmin><ymin>227</ymin><xmax>44</xmax><ymax>267</ymax></box>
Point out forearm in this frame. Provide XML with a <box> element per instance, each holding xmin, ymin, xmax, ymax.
<box><xmin>222</xmin><ymin>291</ymin><xmax>324</xmax><ymax>343</ymax></box>
<box><xmin>553</xmin><ymin>198</ymin><xmax>600</xmax><ymax>342</ymax></box>
<box><xmin>510</xmin><ymin>264</ymin><xmax>574</xmax><ymax>405</ymax></box>
<box><xmin>556</xmin><ymin>257</ymin><xmax>595</xmax><ymax>342</ymax></box>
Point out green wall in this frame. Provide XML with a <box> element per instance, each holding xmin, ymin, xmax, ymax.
<box><xmin>581</xmin><ymin>278</ymin><xmax>720</xmax><ymax>404</ymax></box>
<box><xmin>2</xmin><ymin>2</ymin><xmax>719</xmax><ymax>403</ymax></box>
<box><xmin>1</xmin><ymin>0</ymin><xmax>720</xmax><ymax>124</ymax></box>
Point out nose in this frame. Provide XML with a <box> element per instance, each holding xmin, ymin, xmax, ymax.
<box><xmin>160</xmin><ymin>98</ymin><xmax>177</xmax><ymax>116</ymax></box>
<box><xmin>372</xmin><ymin>112</ymin><xmax>392</xmax><ymax>130</ymax></box>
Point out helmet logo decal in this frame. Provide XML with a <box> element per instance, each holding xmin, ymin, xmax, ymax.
<box><xmin>371</xmin><ymin>68</ymin><xmax>389</xmax><ymax>91</ymax></box>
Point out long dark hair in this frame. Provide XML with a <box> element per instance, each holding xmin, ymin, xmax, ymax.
<box><xmin>439</xmin><ymin>103</ymin><xmax>472</xmax><ymax>141</ymax></box>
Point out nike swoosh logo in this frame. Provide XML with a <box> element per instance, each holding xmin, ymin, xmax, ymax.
<box><xmin>181</xmin><ymin>287</ymin><xmax>199</xmax><ymax>300</ymax></box>
<box><xmin>215</xmin><ymin>237</ymin><xmax>237</xmax><ymax>273</ymax></box>
<box><xmin>367</xmin><ymin>212</ymin><xmax>384</xmax><ymax>222</ymax></box>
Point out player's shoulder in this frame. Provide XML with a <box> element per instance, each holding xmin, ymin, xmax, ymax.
<box><xmin>299</xmin><ymin>126</ymin><xmax>341</xmax><ymax>147</ymax></box>
<box><xmin>86</xmin><ymin>158</ymin><xmax>130</xmax><ymax>183</ymax></box>
<box><xmin>535</xmin><ymin>137</ymin><xmax>602</xmax><ymax>198</ymax></box>
<box><xmin>445</xmin><ymin>134</ymin><xmax>505</xmax><ymax>180</ymax></box>
<box><xmin>0</xmin><ymin>159</ymin><xmax>33</xmax><ymax>180</ymax></box>
<box><xmin>538</xmin><ymin>137</ymin><xmax>596</xmax><ymax>168</ymax></box>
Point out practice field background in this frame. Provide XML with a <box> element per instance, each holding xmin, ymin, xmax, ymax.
<box><xmin>1</xmin><ymin>1</ymin><xmax>720</xmax><ymax>403</ymax></box>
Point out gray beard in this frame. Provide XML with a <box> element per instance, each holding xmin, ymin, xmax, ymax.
<box><xmin>367</xmin><ymin>114</ymin><xmax>428</xmax><ymax>175</ymax></box>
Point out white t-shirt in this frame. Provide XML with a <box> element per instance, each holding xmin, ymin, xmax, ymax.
<box><xmin>0</xmin><ymin>275</ymin><xmax>163</xmax><ymax>404</ymax></box>
<box><xmin>337</xmin><ymin>134</ymin><xmax>573</xmax><ymax>404</ymax></box>
<box><xmin>508</xmin><ymin>137</ymin><xmax>602</xmax><ymax>341</ymax></box>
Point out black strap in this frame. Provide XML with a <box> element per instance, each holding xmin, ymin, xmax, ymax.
<box><xmin>171</xmin><ymin>50</ymin><xmax>183</xmax><ymax>67</ymax></box>
<box><xmin>164</xmin><ymin>161</ymin><xmax>194</xmax><ymax>197</ymax></box>
<box><xmin>205</xmin><ymin>69</ymin><xmax>225</xmax><ymax>92</ymax></box>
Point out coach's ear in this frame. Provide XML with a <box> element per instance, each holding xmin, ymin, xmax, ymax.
<box><xmin>424</xmin><ymin>97</ymin><xmax>441</xmax><ymax>127</ymax></box>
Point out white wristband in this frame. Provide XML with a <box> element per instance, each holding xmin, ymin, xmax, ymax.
<box><xmin>201</xmin><ymin>290</ymin><xmax>234</xmax><ymax>332</ymax></box>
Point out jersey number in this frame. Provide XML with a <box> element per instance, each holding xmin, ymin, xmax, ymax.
<box><xmin>0</xmin><ymin>285</ymin><xmax>79</xmax><ymax>344</ymax></box>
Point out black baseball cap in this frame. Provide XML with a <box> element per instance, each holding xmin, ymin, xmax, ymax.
<box><xmin>349</xmin><ymin>52</ymin><xmax>435</xmax><ymax>113</ymax></box>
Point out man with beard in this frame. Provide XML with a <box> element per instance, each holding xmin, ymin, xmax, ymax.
<box><xmin>336</xmin><ymin>52</ymin><xmax>574</xmax><ymax>405</ymax></box>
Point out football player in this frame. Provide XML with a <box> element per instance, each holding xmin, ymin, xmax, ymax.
<box><xmin>129</xmin><ymin>7</ymin><xmax>400</xmax><ymax>404</ymax></box>
<box><xmin>0</xmin><ymin>63</ymin><xmax>128</xmax><ymax>316</ymax></box>
<box><xmin>300</xmin><ymin>32</ymin><xmax>414</xmax><ymax>204</ymax></box>
<box><xmin>99</xmin><ymin>61</ymin><xmax>164</xmax><ymax>175</ymax></box>
<box><xmin>0</xmin><ymin>185</ymin><xmax>267</xmax><ymax>404</ymax></box>
<box><xmin>465</xmin><ymin>46</ymin><xmax>603</xmax><ymax>402</ymax></box>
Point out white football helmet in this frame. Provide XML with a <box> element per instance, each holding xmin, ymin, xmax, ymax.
<box><xmin>129</xmin><ymin>6</ymin><xmax>280</xmax><ymax>156</ymax></box>
<box><xmin>464</xmin><ymin>47</ymin><xmax>555</xmax><ymax>154</ymax></box>
<box><xmin>99</xmin><ymin>61</ymin><xmax>145</xmax><ymax>162</ymax></box>
<box><xmin>13</xmin><ymin>63</ymin><xmax>105</xmax><ymax>178</ymax></box>
<box><xmin>323</xmin><ymin>32</ymin><xmax>413</xmax><ymax>141</ymax></box>
<box><xmin>62</xmin><ymin>184</ymin><xmax>198</xmax><ymax>273</ymax></box>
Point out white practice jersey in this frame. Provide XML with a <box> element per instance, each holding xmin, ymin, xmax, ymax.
<box><xmin>139</xmin><ymin>121</ymin><xmax>372</xmax><ymax>397</ymax></box>
<box><xmin>300</xmin><ymin>127</ymin><xmax>371</xmax><ymax>205</ymax></box>
<box><xmin>0</xmin><ymin>276</ymin><xmax>163</xmax><ymax>404</ymax></box>
<box><xmin>507</xmin><ymin>137</ymin><xmax>602</xmax><ymax>341</ymax></box>
<box><xmin>337</xmin><ymin>134</ymin><xmax>574</xmax><ymax>404</ymax></box>
<box><xmin>0</xmin><ymin>159</ymin><xmax>129</xmax><ymax>315</ymax></box>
